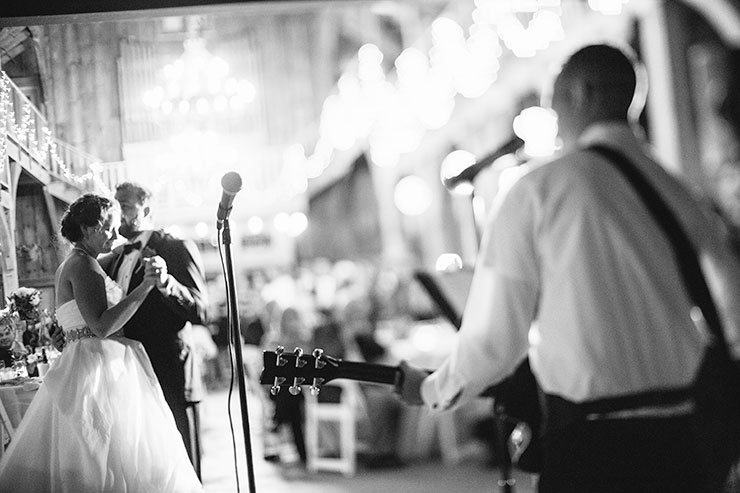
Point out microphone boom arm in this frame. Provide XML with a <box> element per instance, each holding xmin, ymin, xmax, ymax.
<box><xmin>443</xmin><ymin>136</ymin><xmax>524</xmax><ymax>190</ymax></box>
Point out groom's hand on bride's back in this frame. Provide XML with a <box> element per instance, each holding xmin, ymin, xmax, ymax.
<box><xmin>50</xmin><ymin>324</ymin><xmax>65</xmax><ymax>351</ymax></box>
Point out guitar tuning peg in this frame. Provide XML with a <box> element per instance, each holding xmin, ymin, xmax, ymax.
<box><xmin>276</xmin><ymin>346</ymin><xmax>287</xmax><ymax>366</ymax></box>
<box><xmin>312</xmin><ymin>348</ymin><xmax>326</xmax><ymax>369</ymax></box>
<box><xmin>270</xmin><ymin>376</ymin><xmax>286</xmax><ymax>395</ymax></box>
<box><xmin>294</xmin><ymin>347</ymin><xmax>306</xmax><ymax>368</ymax></box>
<box><xmin>289</xmin><ymin>376</ymin><xmax>304</xmax><ymax>395</ymax></box>
<box><xmin>310</xmin><ymin>376</ymin><xmax>325</xmax><ymax>396</ymax></box>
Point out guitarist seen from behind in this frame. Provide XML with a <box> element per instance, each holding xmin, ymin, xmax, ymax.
<box><xmin>397</xmin><ymin>44</ymin><xmax>740</xmax><ymax>492</ymax></box>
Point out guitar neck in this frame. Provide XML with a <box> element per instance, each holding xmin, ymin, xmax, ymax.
<box><xmin>336</xmin><ymin>360</ymin><xmax>400</xmax><ymax>386</ymax></box>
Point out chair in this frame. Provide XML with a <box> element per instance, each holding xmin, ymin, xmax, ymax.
<box><xmin>399</xmin><ymin>405</ymin><xmax>462</xmax><ymax>466</ymax></box>
<box><xmin>304</xmin><ymin>379</ymin><xmax>365</xmax><ymax>477</ymax></box>
<box><xmin>0</xmin><ymin>398</ymin><xmax>15</xmax><ymax>459</ymax></box>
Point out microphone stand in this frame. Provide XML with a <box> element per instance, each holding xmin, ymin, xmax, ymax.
<box><xmin>220</xmin><ymin>218</ymin><xmax>257</xmax><ymax>493</ymax></box>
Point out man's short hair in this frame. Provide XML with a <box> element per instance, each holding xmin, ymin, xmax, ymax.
<box><xmin>560</xmin><ymin>44</ymin><xmax>639</xmax><ymax>116</ymax></box>
<box><xmin>115</xmin><ymin>182</ymin><xmax>152</xmax><ymax>205</ymax></box>
<box><xmin>561</xmin><ymin>44</ymin><xmax>637</xmax><ymax>89</ymax></box>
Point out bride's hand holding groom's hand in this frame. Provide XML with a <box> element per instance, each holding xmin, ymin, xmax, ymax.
<box><xmin>143</xmin><ymin>256</ymin><xmax>168</xmax><ymax>290</ymax></box>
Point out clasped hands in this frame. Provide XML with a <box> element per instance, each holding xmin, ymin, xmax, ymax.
<box><xmin>143</xmin><ymin>255</ymin><xmax>168</xmax><ymax>290</ymax></box>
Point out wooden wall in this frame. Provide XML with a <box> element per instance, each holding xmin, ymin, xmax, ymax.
<box><xmin>303</xmin><ymin>154</ymin><xmax>382</xmax><ymax>262</ymax></box>
<box><xmin>42</xmin><ymin>22</ymin><xmax>124</xmax><ymax>164</ymax></box>
<box><xmin>15</xmin><ymin>178</ymin><xmax>58</xmax><ymax>310</ymax></box>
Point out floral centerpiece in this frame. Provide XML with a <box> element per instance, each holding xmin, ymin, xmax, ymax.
<box><xmin>6</xmin><ymin>287</ymin><xmax>57</xmax><ymax>353</ymax></box>
<box><xmin>8</xmin><ymin>286</ymin><xmax>41</xmax><ymax>321</ymax></box>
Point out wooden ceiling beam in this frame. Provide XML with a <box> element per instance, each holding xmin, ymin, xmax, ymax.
<box><xmin>1</xmin><ymin>0</ymin><xmax>373</xmax><ymax>27</ymax></box>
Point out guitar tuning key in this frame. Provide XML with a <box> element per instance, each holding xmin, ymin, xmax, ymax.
<box><xmin>294</xmin><ymin>347</ymin><xmax>306</xmax><ymax>368</ymax></box>
<box><xmin>312</xmin><ymin>348</ymin><xmax>326</xmax><ymax>369</ymax></box>
<box><xmin>275</xmin><ymin>346</ymin><xmax>288</xmax><ymax>367</ymax></box>
<box><xmin>270</xmin><ymin>376</ymin><xmax>286</xmax><ymax>396</ymax></box>
<box><xmin>289</xmin><ymin>376</ymin><xmax>305</xmax><ymax>395</ymax></box>
<box><xmin>310</xmin><ymin>376</ymin><xmax>325</xmax><ymax>395</ymax></box>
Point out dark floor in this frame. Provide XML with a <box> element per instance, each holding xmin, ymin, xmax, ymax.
<box><xmin>199</xmin><ymin>386</ymin><xmax>538</xmax><ymax>493</ymax></box>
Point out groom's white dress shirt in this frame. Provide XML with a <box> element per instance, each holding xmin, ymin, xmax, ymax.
<box><xmin>115</xmin><ymin>230</ymin><xmax>152</xmax><ymax>293</ymax></box>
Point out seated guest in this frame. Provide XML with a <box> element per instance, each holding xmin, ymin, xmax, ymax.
<box><xmin>0</xmin><ymin>311</ymin><xmax>25</xmax><ymax>368</ymax></box>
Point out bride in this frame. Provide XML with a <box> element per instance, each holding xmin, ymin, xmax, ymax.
<box><xmin>0</xmin><ymin>193</ymin><xmax>203</xmax><ymax>492</ymax></box>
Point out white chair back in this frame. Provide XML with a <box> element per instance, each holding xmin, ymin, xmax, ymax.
<box><xmin>304</xmin><ymin>379</ymin><xmax>365</xmax><ymax>477</ymax></box>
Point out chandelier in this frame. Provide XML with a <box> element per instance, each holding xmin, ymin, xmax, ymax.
<box><xmin>143</xmin><ymin>35</ymin><xmax>256</xmax><ymax>118</ymax></box>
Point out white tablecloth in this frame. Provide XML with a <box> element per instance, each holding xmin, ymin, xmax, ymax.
<box><xmin>0</xmin><ymin>378</ymin><xmax>41</xmax><ymax>429</ymax></box>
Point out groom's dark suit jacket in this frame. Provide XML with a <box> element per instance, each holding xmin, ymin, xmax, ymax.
<box><xmin>99</xmin><ymin>229</ymin><xmax>208</xmax><ymax>457</ymax></box>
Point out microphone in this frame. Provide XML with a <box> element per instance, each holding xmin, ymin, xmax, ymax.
<box><xmin>216</xmin><ymin>171</ymin><xmax>242</xmax><ymax>228</ymax></box>
<box><xmin>442</xmin><ymin>135</ymin><xmax>524</xmax><ymax>191</ymax></box>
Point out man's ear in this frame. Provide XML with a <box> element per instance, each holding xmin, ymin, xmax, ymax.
<box><xmin>143</xmin><ymin>205</ymin><xmax>151</xmax><ymax>218</ymax></box>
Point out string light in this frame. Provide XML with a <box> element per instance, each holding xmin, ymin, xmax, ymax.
<box><xmin>0</xmin><ymin>72</ymin><xmax>105</xmax><ymax>190</ymax></box>
<box><xmin>273</xmin><ymin>2</ymin><xmax>629</xmax><ymax>186</ymax></box>
<box><xmin>513</xmin><ymin>106</ymin><xmax>558</xmax><ymax>157</ymax></box>
<box><xmin>0</xmin><ymin>74</ymin><xmax>9</xmax><ymax>172</ymax></box>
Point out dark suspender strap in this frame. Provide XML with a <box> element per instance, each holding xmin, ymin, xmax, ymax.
<box><xmin>545</xmin><ymin>145</ymin><xmax>727</xmax><ymax>426</ymax></box>
<box><xmin>589</xmin><ymin>144</ymin><xmax>727</xmax><ymax>352</ymax></box>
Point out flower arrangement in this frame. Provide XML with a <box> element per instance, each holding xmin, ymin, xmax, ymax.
<box><xmin>0</xmin><ymin>287</ymin><xmax>61</xmax><ymax>378</ymax></box>
<box><xmin>7</xmin><ymin>286</ymin><xmax>42</xmax><ymax>323</ymax></box>
<box><xmin>4</xmin><ymin>287</ymin><xmax>57</xmax><ymax>352</ymax></box>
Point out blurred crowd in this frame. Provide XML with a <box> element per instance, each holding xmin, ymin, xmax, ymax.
<box><xmin>193</xmin><ymin>259</ymin><xmax>441</xmax><ymax>470</ymax></box>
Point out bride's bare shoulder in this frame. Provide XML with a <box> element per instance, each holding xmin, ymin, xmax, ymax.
<box><xmin>57</xmin><ymin>251</ymin><xmax>104</xmax><ymax>281</ymax></box>
<box><xmin>56</xmin><ymin>252</ymin><xmax>106</xmax><ymax>306</ymax></box>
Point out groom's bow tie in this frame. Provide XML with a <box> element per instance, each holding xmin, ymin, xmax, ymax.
<box><xmin>122</xmin><ymin>241</ymin><xmax>142</xmax><ymax>255</ymax></box>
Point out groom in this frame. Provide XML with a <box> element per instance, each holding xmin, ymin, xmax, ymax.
<box><xmin>99</xmin><ymin>182</ymin><xmax>209</xmax><ymax>477</ymax></box>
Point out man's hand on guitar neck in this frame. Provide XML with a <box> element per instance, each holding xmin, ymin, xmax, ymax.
<box><xmin>396</xmin><ymin>360</ymin><xmax>432</xmax><ymax>406</ymax></box>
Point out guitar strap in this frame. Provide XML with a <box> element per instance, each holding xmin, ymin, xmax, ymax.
<box><xmin>589</xmin><ymin>145</ymin><xmax>725</xmax><ymax>349</ymax></box>
<box><xmin>544</xmin><ymin>144</ymin><xmax>721</xmax><ymax>428</ymax></box>
<box><xmin>586</xmin><ymin>145</ymin><xmax>740</xmax><ymax>490</ymax></box>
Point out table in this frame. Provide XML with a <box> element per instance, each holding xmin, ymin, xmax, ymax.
<box><xmin>0</xmin><ymin>377</ymin><xmax>41</xmax><ymax>450</ymax></box>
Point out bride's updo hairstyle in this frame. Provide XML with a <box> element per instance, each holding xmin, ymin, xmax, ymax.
<box><xmin>60</xmin><ymin>193</ymin><xmax>115</xmax><ymax>242</ymax></box>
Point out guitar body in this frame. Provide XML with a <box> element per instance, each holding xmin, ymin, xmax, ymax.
<box><xmin>484</xmin><ymin>358</ymin><xmax>542</xmax><ymax>473</ymax></box>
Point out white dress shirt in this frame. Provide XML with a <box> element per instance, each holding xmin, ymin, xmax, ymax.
<box><xmin>115</xmin><ymin>231</ymin><xmax>152</xmax><ymax>293</ymax></box>
<box><xmin>421</xmin><ymin>122</ymin><xmax>740</xmax><ymax>411</ymax></box>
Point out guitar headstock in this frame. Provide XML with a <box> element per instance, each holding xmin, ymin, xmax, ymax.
<box><xmin>260</xmin><ymin>346</ymin><xmax>341</xmax><ymax>396</ymax></box>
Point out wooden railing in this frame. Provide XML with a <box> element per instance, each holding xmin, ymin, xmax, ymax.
<box><xmin>0</xmin><ymin>71</ymin><xmax>102</xmax><ymax>193</ymax></box>
<box><xmin>94</xmin><ymin>161</ymin><xmax>129</xmax><ymax>194</ymax></box>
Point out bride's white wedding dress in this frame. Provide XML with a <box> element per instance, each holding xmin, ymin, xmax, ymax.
<box><xmin>0</xmin><ymin>277</ymin><xmax>203</xmax><ymax>492</ymax></box>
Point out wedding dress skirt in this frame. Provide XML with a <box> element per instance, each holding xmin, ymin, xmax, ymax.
<box><xmin>0</xmin><ymin>278</ymin><xmax>203</xmax><ymax>492</ymax></box>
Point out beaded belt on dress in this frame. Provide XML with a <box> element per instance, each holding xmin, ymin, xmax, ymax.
<box><xmin>65</xmin><ymin>327</ymin><xmax>97</xmax><ymax>342</ymax></box>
